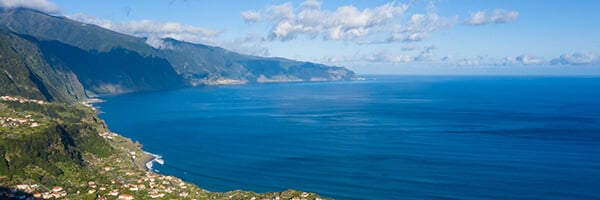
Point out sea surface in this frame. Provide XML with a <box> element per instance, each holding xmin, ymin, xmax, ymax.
<box><xmin>99</xmin><ymin>76</ymin><xmax>600</xmax><ymax>199</ymax></box>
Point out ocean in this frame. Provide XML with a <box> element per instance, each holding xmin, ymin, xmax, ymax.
<box><xmin>98</xmin><ymin>76</ymin><xmax>600</xmax><ymax>199</ymax></box>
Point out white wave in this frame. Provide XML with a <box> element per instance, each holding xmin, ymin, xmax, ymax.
<box><xmin>144</xmin><ymin>151</ymin><xmax>164</xmax><ymax>172</ymax></box>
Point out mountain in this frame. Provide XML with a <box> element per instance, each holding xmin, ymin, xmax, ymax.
<box><xmin>159</xmin><ymin>38</ymin><xmax>356</xmax><ymax>85</ymax></box>
<box><xmin>0</xmin><ymin>8</ymin><xmax>186</xmax><ymax>99</ymax></box>
<box><xmin>0</xmin><ymin>8</ymin><xmax>156</xmax><ymax>55</ymax></box>
<box><xmin>35</xmin><ymin>38</ymin><xmax>185</xmax><ymax>96</ymax></box>
<box><xmin>0</xmin><ymin>26</ymin><xmax>185</xmax><ymax>99</ymax></box>
<box><xmin>0</xmin><ymin>8</ymin><xmax>356</xmax><ymax>101</ymax></box>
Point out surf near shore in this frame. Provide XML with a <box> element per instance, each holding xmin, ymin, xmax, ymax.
<box><xmin>143</xmin><ymin>151</ymin><xmax>165</xmax><ymax>172</ymax></box>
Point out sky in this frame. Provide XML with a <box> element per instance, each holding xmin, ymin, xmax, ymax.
<box><xmin>2</xmin><ymin>0</ymin><xmax>600</xmax><ymax>75</ymax></box>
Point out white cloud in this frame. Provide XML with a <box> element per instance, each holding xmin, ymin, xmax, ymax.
<box><xmin>69</xmin><ymin>14</ymin><xmax>272</xmax><ymax>56</ymax></box>
<box><xmin>467</xmin><ymin>11</ymin><xmax>487</xmax><ymax>25</ymax></box>
<box><xmin>410</xmin><ymin>32</ymin><xmax>428</xmax><ymax>41</ymax></box>
<box><xmin>364</xmin><ymin>46</ymin><xmax>437</xmax><ymax>63</ymax></box>
<box><xmin>505</xmin><ymin>54</ymin><xmax>545</xmax><ymax>65</ymax></box>
<box><xmin>268</xmin><ymin>2</ymin><xmax>295</xmax><ymax>21</ymax></box>
<box><xmin>367</xmin><ymin>50</ymin><xmax>414</xmax><ymax>63</ymax></box>
<box><xmin>401</xmin><ymin>45</ymin><xmax>418</xmax><ymax>51</ymax></box>
<box><xmin>249</xmin><ymin>1</ymin><xmax>411</xmax><ymax>42</ymax></box>
<box><xmin>300</xmin><ymin>0</ymin><xmax>321</xmax><ymax>9</ymax></box>
<box><xmin>69</xmin><ymin>14</ymin><xmax>221</xmax><ymax>43</ymax></box>
<box><xmin>241</xmin><ymin>10</ymin><xmax>261</xmax><ymax>23</ymax></box>
<box><xmin>458</xmin><ymin>58</ymin><xmax>480</xmax><ymax>65</ymax></box>
<box><xmin>324</xmin><ymin>45</ymin><xmax>443</xmax><ymax>65</ymax></box>
<box><xmin>457</xmin><ymin>56</ymin><xmax>490</xmax><ymax>66</ymax></box>
<box><xmin>415</xmin><ymin>45</ymin><xmax>436</xmax><ymax>61</ymax></box>
<box><xmin>213</xmin><ymin>33</ymin><xmax>271</xmax><ymax>56</ymax></box>
<box><xmin>551</xmin><ymin>52</ymin><xmax>598</xmax><ymax>65</ymax></box>
<box><xmin>0</xmin><ymin>0</ymin><xmax>59</xmax><ymax>13</ymax></box>
<box><xmin>490</xmin><ymin>9</ymin><xmax>519</xmax><ymax>23</ymax></box>
<box><xmin>323</xmin><ymin>50</ymin><xmax>416</xmax><ymax>65</ymax></box>
<box><xmin>465</xmin><ymin>9</ymin><xmax>519</xmax><ymax>25</ymax></box>
<box><xmin>389</xmin><ymin>12</ymin><xmax>456</xmax><ymax>42</ymax></box>
<box><xmin>242</xmin><ymin>1</ymin><xmax>464</xmax><ymax>44</ymax></box>
<box><xmin>145</xmin><ymin>37</ymin><xmax>174</xmax><ymax>50</ymax></box>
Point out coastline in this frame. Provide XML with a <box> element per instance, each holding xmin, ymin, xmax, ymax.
<box><xmin>87</xmin><ymin>98</ymin><xmax>183</xmax><ymax>185</ymax></box>
<box><xmin>77</xmin><ymin>97</ymin><xmax>328</xmax><ymax>199</ymax></box>
<box><xmin>143</xmin><ymin>151</ymin><xmax>164</xmax><ymax>172</ymax></box>
<box><xmin>84</xmin><ymin>98</ymin><xmax>165</xmax><ymax>172</ymax></box>
<box><xmin>81</xmin><ymin>98</ymin><xmax>105</xmax><ymax>111</ymax></box>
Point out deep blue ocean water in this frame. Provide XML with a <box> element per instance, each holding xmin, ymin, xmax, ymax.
<box><xmin>99</xmin><ymin>76</ymin><xmax>600</xmax><ymax>199</ymax></box>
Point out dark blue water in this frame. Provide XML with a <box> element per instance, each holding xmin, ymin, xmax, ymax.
<box><xmin>99</xmin><ymin>76</ymin><xmax>600</xmax><ymax>199</ymax></box>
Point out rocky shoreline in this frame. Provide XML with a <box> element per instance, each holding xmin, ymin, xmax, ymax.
<box><xmin>142</xmin><ymin>151</ymin><xmax>164</xmax><ymax>172</ymax></box>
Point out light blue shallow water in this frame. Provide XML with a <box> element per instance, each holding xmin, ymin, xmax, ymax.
<box><xmin>99</xmin><ymin>76</ymin><xmax>600</xmax><ymax>199</ymax></box>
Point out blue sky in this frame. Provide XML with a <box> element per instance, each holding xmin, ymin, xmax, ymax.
<box><xmin>3</xmin><ymin>0</ymin><xmax>600</xmax><ymax>75</ymax></box>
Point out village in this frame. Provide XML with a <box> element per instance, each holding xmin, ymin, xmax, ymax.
<box><xmin>1</xmin><ymin>171</ymin><xmax>195</xmax><ymax>199</ymax></box>
<box><xmin>0</xmin><ymin>96</ymin><xmax>44</xmax><ymax>127</ymax></box>
<box><xmin>2</xmin><ymin>169</ymin><xmax>320</xmax><ymax>200</ymax></box>
<box><xmin>0</xmin><ymin>96</ymin><xmax>46</xmax><ymax>105</ymax></box>
<box><xmin>0</xmin><ymin>116</ymin><xmax>40</xmax><ymax>128</ymax></box>
<box><xmin>0</xmin><ymin>96</ymin><xmax>43</xmax><ymax>128</ymax></box>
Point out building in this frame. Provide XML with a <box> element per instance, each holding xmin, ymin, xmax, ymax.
<box><xmin>118</xmin><ymin>193</ymin><xmax>134</xmax><ymax>200</ymax></box>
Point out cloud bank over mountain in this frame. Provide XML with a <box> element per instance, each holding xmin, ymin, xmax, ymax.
<box><xmin>0</xmin><ymin>0</ymin><xmax>59</xmax><ymax>13</ymax></box>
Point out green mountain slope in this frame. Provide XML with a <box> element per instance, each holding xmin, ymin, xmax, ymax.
<box><xmin>0</xmin><ymin>9</ymin><xmax>187</xmax><ymax>98</ymax></box>
<box><xmin>34</xmin><ymin>38</ymin><xmax>186</xmax><ymax>96</ymax></box>
<box><xmin>0</xmin><ymin>27</ymin><xmax>185</xmax><ymax>100</ymax></box>
<box><xmin>0</xmin><ymin>8</ymin><xmax>156</xmax><ymax>55</ymax></box>
<box><xmin>0</xmin><ymin>99</ymin><xmax>111</xmax><ymax>184</ymax></box>
<box><xmin>0</xmin><ymin>8</ymin><xmax>357</xmax><ymax>92</ymax></box>
<box><xmin>160</xmin><ymin>38</ymin><xmax>356</xmax><ymax>85</ymax></box>
<box><xmin>0</xmin><ymin>29</ymin><xmax>85</xmax><ymax>102</ymax></box>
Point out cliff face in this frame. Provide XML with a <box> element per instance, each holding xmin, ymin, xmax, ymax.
<box><xmin>0</xmin><ymin>29</ymin><xmax>86</xmax><ymax>103</ymax></box>
<box><xmin>0</xmin><ymin>27</ymin><xmax>185</xmax><ymax>100</ymax></box>
<box><xmin>35</xmin><ymin>39</ymin><xmax>185</xmax><ymax>97</ymax></box>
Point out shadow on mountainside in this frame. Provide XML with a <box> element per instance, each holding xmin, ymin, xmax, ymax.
<box><xmin>0</xmin><ymin>186</ymin><xmax>35</xmax><ymax>199</ymax></box>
